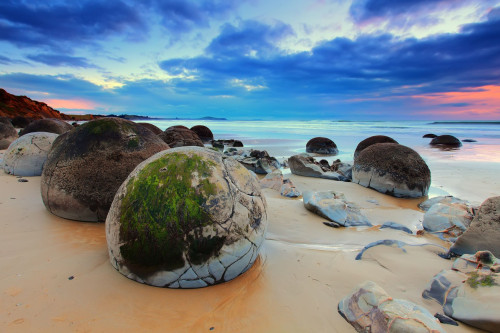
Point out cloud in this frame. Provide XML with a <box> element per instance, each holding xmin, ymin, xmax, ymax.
<box><xmin>27</xmin><ymin>54</ymin><xmax>98</xmax><ymax>68</ymax></box>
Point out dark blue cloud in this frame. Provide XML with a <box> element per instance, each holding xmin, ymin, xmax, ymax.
<box><xmin>27</xmin><ymin>54</ymin><xmax>98</xmax><ymax>68</ymax></box>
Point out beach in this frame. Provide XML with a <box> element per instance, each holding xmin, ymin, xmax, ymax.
<box><xmin>1</xmin><ymin>121</ymin><xmax>500</xmax><ymax>332</ymax></box>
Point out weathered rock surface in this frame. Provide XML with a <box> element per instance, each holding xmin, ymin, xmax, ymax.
<box><xmin>3</xmin><ymin>132</ymin><xmax>58</xmax><ymax>176</ymax></box>
<box><xmin>450</xmin><ymin>196</ymin><xmax>500</xmax><ymax>257</ymax></box>
<box><xmin>212</xmin><ymin>139</ymin><xmax>244</xmax><ymax>149</ymax></box>
<box><xmin>419</xmin><ymin>196</ymin><xmax>470</xmax><ymax>212</ymax></box>
<box><xmin>106</xmin><ymin>146</ymin><xmax>267</xmax><ymax>288</ymax></box>
<box><xmin>305</xmin><ymin>137</ymin><xmax>338</xmax><ymax>155</ymax></box>
<box><xmin>230</xmin><ymin>149</ymin><xmax>280</xmax><ymax>174</ymax></box>
<box><xmin>339</xmin><ymin>281</ymin><xmax>445</xmax><ymax>333</ymax></box>
<box><xmin>41</xmin><ymin>118</ymin><xmax>169</xmax><ymax>222</ymax></box>
<box><xmin>288</xmin><ymin>154</ymin><xmax>350</xmax><ymax>181</ymax></box>
<box><xmin>190</xmin><ymin>125</ymin><xmax>214</xmax><ymax>143</ymax></box>
<box><xmin>352</xmin><ymin>143</ymin><xmax>430</xmax><ymax>198</ymax></box>
<box><xmin>280</xmin><ymin>179</ymin><xmax>301</xmax><ymax>198</ymax></box>
<box><xmin>11</xmin><ymin>116</ymin><xmax>31</xmax><ymax>128</ymax></box>
<box><xmin>137</xmin><ymin>122</ymin><xmax>162</xmax><ymax>135</ymax></box>
<box><xmin>0</xmin><ymin>121</ymin><xmax>18</xmax><ymax>149</ymax></box>
<box><xmin>19</xmin><ymin>119</ymin><xmax>73</xmax><ymax>137</ymax></box>
<box><xmin>260</xmin><ymin>169</ymin><xmax>284</xmax><ymax>191</ymax></box>
<box><xmin>430</xmin><ymin>135</ymin><xmax>462</xmax><ymax>147</ymax></box>
<box><xmin>159</xmin><ymin>126</ymin><xmax>204</xmax><ymax>148</ymax></box>
<box><xmin>423</xmin><ymin>202</ymin><xmax>474</xmax><ymax>237</ymax></box>
<box><xmin>303</xmin><ymin>191</ymin><xmax>371</xmax><ymax>227</ymax></box>
<box><xmin>354</xmin><ymin>135</ymin><xmax>398</xmax><ymax>159</ymax></box>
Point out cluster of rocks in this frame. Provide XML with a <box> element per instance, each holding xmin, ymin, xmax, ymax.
<box><xmin>288</xmin><ymin>154</ymin><xmax>352</xmax><ymax>181</ymax></box>
<box><xmin>211</xmin><ymin>139</ymin><xmax>244</xmax><ymax>150</ymax></box>
<box><xmin>259</xmin><ymin>169</ymin><xmax>301</xmax><ymax>198</ymax></box>
<box><xmin>225</xmin><ymin>149</ymin><xmax>281</xmax><ymax>174</ymax></box>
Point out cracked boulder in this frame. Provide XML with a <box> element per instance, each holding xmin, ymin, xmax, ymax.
<box><xmin>19</xmin><ymin>118</ymin><xmax>73</xmax><ymax>137</ymax></box>
<box><xmin>41</xmin><ymin>118</ymin><xmax>169</xmax><ymax>222</ymax></box>
<box><xmin>354</xmin><ymin>135</ymin><xmax>398</xmax><ymax>159</ymax></box>
<box><xmin>3</xmin><ymin>132</ymin><xmax>59</xmax><ymax>176</ymax></box>
<box><xmin>339</xmin><ymin>281</ymin><xmax>445</xmax><ymax>333</ymax></box>
<box><xmin>353</xmin><ymin>143</ymin><xmax>430</xmax><ymax>198</ymax></box>
<box><xmin>159</xmin><ymin>126</ymin><xmax>204</xmax><ymax>148</ymax></box>
<box><xmin>106</xmin><ymin>146</ymin><xmax>268</xmax><ymax>288</ymax></box>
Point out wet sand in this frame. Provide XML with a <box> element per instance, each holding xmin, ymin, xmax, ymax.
<box><xmin>2</xmin><ymin>157</ymin><xmax>497</xmax><ymax>332</ymax></box>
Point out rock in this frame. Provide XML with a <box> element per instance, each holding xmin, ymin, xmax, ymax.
<box><xmin>339</xmin><ymin>281</ymin><xmax>445</xmax><ymax>333</ymax></box>
<box><xmin>380</xmin><ymin>222</ymin><xmax>413</xmax><ymax>234</ymax></box>
<box><xmin>422</xmin><ymin>269</ymin><xmax>466</xmax><ymax>305</ymax></box>
<box><xmin>305</xmin><ymin>137</ymin><xmax>338</xmax><ymax>155</ymax></box>
<box><xmin>352</xmin><ymin>143</ymin><xmax>430</xmax><ymax>198</ymax></box>
<box><xmin>450</xmin><ymin>196</ymin><xmax>500</xmax><ymax>257</ymax></box>
<box><xmin>190</xmin><ymin>125</ymin><xmax>214</xmax><ymax>143</ymax></box>
<box><xmin>418</xmin><ymin>196</ymin><xmax>469</xmax><ymax>212</ymax></box>
<box><xmin>137</xmin><ymin>122</ymin><xmax>162</xmax><ymax>135</ymax></box>
<box><xmin>430</xmin><ymin>135</ymin><xmax>462</xmax><ymax>147</ymax></box>
<box><xmin>3</xmin><ymin>132</ymin><xmax>59</xmax><ymax>176</ymax></box>
<box><xmin>11</xmin><ymin>116</ymin><xmax>31</xmax><ymax>128</ymax></box>
<box><xmin>212</xmin><ymin>139</ymin><xmax>243</xmax><ymax>149</ymax></box>
<box><xmin>19</xmin><ymin>119</ymin><xmax>73</xmax><ymax>137</ymax></box>
<box><xmin>41</xmin><ymin>118</ymin><xmax>169</xmax><ymax>222</ymax></box>
<box><xmin>288</xmin><ymin>154</ymin><xmax>348</xmax><ymax>181</ymax></box>
<box><xmin>232</xmin><ymin>150</ymin><xmax>280</xmax><ymax>174</ymax></box>
<box><xmin>260</xmin><ymin>169</ymin><xmax>283</xmax><ymax>191</ymax></box>
<box><xmin>452</xmin><ymin>251</ymin><xmax>500</xmax><ymax>274</ymax></box>
<box><xmin>0</xmin><ymin>117</ymin><xmax>12</xmax><ymax>125</ymax></box>
<box><xmin>280</xmin><ymin>179</ymin><xmax>301</xmax><ymax>198</ymax></box>
<box><xmin>303</xmin><ymin>190</ymin><xmax>371</xmax><ymax>227</ymax></box>
<box><xmin>462</xmin><ymin>139</ymin><xmax>477</xmax><ymax>143</ymax></box>
<box><xmin>211</xmin><ymin>140</ymin><xmax>224</xmax><ymax>151</ymax></box>
<box><xmin>434</xmin><ymin>313</ymin><xmax>459</xmax><ymax>326</ymax></box>
<box><xmin>354</xmin><ymin>135</ymin><xmax>398</xmax><ymax>159</ymax></box>
<box><xmin>423</xmin><ymin>202</ymin><xmax>474</xmax><ymax>236</ymax></box>
<box><xmin>159</xmin><ymin>126</ymin><xmax>204</xmax><ymax>148</ymax></box>
<box><xmin>423</xmin><ymin>134</ymin><xmax>437</xmax><ymax>138</ymax></box>
<box><xmin>105</xmin><ymin>146</ymin><xmax>267</xmax><ymax>288</ymax></box>
<box><xmin>0</xmin><ymin>121</ymin><xmax>18</xmax><ymax>149</ymax></box>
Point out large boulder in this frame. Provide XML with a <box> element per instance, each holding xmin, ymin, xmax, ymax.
<box><xmin>190</xmin><ymin>125</ymin><xmax>214</xmax><ymax>143</ymax></box>
<box><xmin>306</xmin><ymin>137</ymin><xmax>338</xmax><ymax>155</ymax></box>
<box><xmin>353</xmin><ymin>143</ymin><xmax>430</xmax><ymax>198</ymax></box>
<box><xmin>3</xmin><ymin>132</ymin><xmax>59</xmax><ymax>176</ymax></box>
<box><xmin>354</xmin><ymin>135</ymin><xmax>398</xmax><ymax>159</ymax></box>
<box><xmin>0</xmin><ymin>121</ymin><xmax>18</xmax><ymax>149</ymax></box>
<box><xmin>450</xmin><ymin>196</ymin><xmax>500</xmax><ymax>257</ymax></box>
<box><xmin>41</xmin><ymin>118</ymin><xmax>169</xmax><ymax>222</ymax></box>
<box><xmin>19</xmin><ymin>118</ymin><xmax>73</xmax><ymax>137</ymax></box>
<box><xmin>137</xmin><ymin>122</ymin><xmax>162</xmax><ymax>135</ymax></box>
<box><xmin>288</xmin><ymin>154</ymin><xmax>349</xmax><ymax>181</ymax></box>
<box><xmin>339</xmin><ymin>281</ymin><xmax>445</xmax><ymax>333</ymax></box>
<box><xmin>430</xmin><ymin>135</ymin><xmax>462</xmax><ymax>147</ymax></box>
<box><xmin>106</xmin><ymin>147</ymin><xmax>267</xmax><ymax>288</ymax></box>
<box><xmin>159</xmin><ymin>126</ymin><xmax>204</xmax><ymax>148</ymax></box>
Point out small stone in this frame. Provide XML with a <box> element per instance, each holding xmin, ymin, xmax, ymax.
<box><xmin>17</xmin><ymin>179</ymin><xmax>28</xmax><ymax>182</ymax></box>
<box><xmin>68</xmin><ymin>276</ymin><xmax>74</xmax><ymax>280</ymax></box>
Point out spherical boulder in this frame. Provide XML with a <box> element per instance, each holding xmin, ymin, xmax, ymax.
<box><xmin>159</xmin><ymin>126</ymin><xmax>204</xmax><ymax>148</ymax></box>
<box><xmin>430</xmin><ymin>135</ymin><xmax>462</xmax><ymax>147</ymax></box>
<box><xmin>0</xmin><ymin>121</ymin><xmax>18</xmax><ymax>149</ymax></box>
<box><xmin>3</xmin><ymin>132</ymin><xmax>59</xmax><ymax>176</ymax></box>
<box><xmin>306</xmin><ymin>137</ymin><xmax>338</xmax><ymax>155</ymax></box>
<box><xmin>190</xmin><ymin>125</ymin><xmax>214</xmax><ymax>143</ymax></box>
<box><xmin>106</xmin><ymin>146</ymin><xmax>267</xmax><ymax>288</ymax></box>
<box><xmin>353</xmin><ymin>143</ymin><xmax>430</xmax><ymax>198</ymax></box>
<box><xmin>41</xmin><ymin>118</ymin><xmax>169</xmax><ymax>222</ymax></box>
<box><xmin>137</xmin><ymin>122</ymin><xmax>162</xmax><ymax>135</ymax></box>
<box><xmin>19</xmin><ymin>118</ymin><xmax>73</xmax><ymax>137</ymax></box>
<box><xmin>354</xmin><ymin>135</ymin><xmax>398</xmax><ymax>159</ymax></box>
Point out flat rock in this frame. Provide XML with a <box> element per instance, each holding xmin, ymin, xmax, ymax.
<box><xmin>288</xmin><ymin>154</ymin><xmax>347</xmax><ymax>181</ymax></box>
<box><xmin>423</xmin><ymin>202</ymin><xmax>474</xmax><ymax>236</ymax></box>
<box><xmin>419</xmin><ymin>196</ymin><xmax>469</xmax><ymax>212</ymax></box>
<box><xmin>280</xmin><ymin>178</ymin><xmax>301</xmax><ymax>198</ymax></box>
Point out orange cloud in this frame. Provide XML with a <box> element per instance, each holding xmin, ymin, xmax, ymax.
<box><xmin>44</xmin><ymin>98</ymin><xmax>97</xmax><ymax>110</ymax></box>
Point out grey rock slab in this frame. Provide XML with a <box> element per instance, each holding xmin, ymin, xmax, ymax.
<box><xmin>280</xmin><ymin>178</ymin><xmax>301</xmax><ymax>198</ymax></box>
<box><xmin>423</xmin><ymin>202</ymin><xmax>474</xmax><ymax>233</ymax></box>
<box><xmin>419</xmin><ymin>196</ymin><xmax>470</xmax><ymax>212</ymax></box>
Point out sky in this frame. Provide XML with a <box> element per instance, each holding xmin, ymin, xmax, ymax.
<box><xmin>1</xmin><ymin>0</ymin><xmax>500</xmax><ymax>120</ymax></box>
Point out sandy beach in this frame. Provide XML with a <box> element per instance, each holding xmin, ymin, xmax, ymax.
<box><xmin>1</xmin><ymin>141</ymin><xmax>498</xmax><ymax>332</ymax></box>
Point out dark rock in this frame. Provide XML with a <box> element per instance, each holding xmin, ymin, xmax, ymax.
<box><xmin>306</xmin><ymin>137</ymin><xmax>338</xmax><ymax>155</ymax></box>
<box><xmin>211</xmin><ymin>139</ymin><xmax>244</xmax><ymax>149</ymax></box>
<box><xmin>323</xmin><ymin>221</ymin><xmax>341</xmax><ymax>228</ymax></box>
<box><xmin>434</xmin><ymin>313</ymin><xmax>458</xmax><ymax>326</ymax></box>
<box><xmin>159</xmin><ymin>126</ymin><xmax>204</xmax><ymax>148</ymax></box>
<box><xmin>190</xmin><ymin>125</ymin><xmax>214</xmax><ymax>143</ymax></box>
<box><xmin>11</xmin><ymin>116</ymin><xmax>32</xmax><ymax>128</ymax></box>
<box><xmin>352</xmin><ymin>143</ymin><xmax>430</xmax><ymax>198</ymax></box>
<box><xmin>41</xmin><ymin>118</ymin><xmax>169</xmax><ymax>222</ymax></box>
<box><xmin>430</xmin><ymin>135</ymin><xmax>462</xmax><ymax>147</ymax></box>
<box><xmin>423</xmin><ymin>133</ymin><xmax>438</xmax><ymax>138</ymax></box>
<box><xmin>354</xmin><ymin>135</ymin><xmax>398</xmax><ymax>159</ymax></box>
<box><xmin>380</xmin><ymin>222</ymin><xmax>413</xmax><ymax>234</ymax></box>
<box><xmin>232</xmin><ymin>149</ymin><xmax>280</xmax><ymax>174</ymax></box>
<box><xmin>461</xmin><ymin>139</ymin><xmax>477</xmax><ymax>143</ymax></box>
<box><xmin>18</xmin><ymin>178</ymin><xmax>28</xmax><ymax>182</ymax></box>
<box><xmin>0</xmin><ymin>117</ymin><xmax>12</xmax><ymax>125</ymax></box>
<box><xmin>137</xmin><ymin>122</ymin><xmax>162</xmax><ymax>135</ymax></box>
<box><xmin>0</xmin><ymin>121</ymin><xmax>18</xmax><ymax>149</ymax></box>
<box><xmin>71</xmin><ymin>122</ymin><xmax>79</xmax><ymax>127</ymax></box>
<box><xmin>19</xmin><ymin>119</ymin><xmax>73</xmax><ymax>137</ymax></box>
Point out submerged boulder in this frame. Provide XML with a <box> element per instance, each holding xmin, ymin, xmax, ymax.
<box><xmin>41</xmin><ymin>118</ymin><xmax>169</xmax><ymax>222</ymax></box>
<box><xmin>0</xmin><ymin>121</ymin><xmax>18</xmax><ymax>149</ymax></box>
<box><xmin>353</xmin><ymin>143</ymin><xmax>430</xmax><ymax>198</ymax></box>
<box><xmin>430</xmin><ymin>135</ymin><xmax>462</xmax><ymax>147</ymax></box>
<box><xmin>354</xmin><ymin>135</ymin><xmax>398</xmax><ymax>159</ymax></box>
<box><xmin>106</xmin><ymin>146</ymin><xmax>267</xmax><ymax>288</ymax></box>
<box><xmin>19</xmin><ymin>119</ymin><xmax>73</xmax><ymax>137</ymax></box>
<box><xmin>423</xmin><ymin>133</ymin><xmax>437</xmax><ymax>138</ymax></box>
<box><xmin>306</xmin><ymin>137</ymin><xmax>338</xmax><ymax>155</ymax></box>
<box><xmin>159</xmin><ymin>126</ymin><xmax>204</xmax><ymax>148</ymax></box>
<box><xmin>190</xmin><ymin>125</ymin><xmax>214</xmax><ymax>143</ymax></box>
<box><xmin>3</xmin><ymin>132</ymin><xmax>58</xmax><ymax>176</ymax></box>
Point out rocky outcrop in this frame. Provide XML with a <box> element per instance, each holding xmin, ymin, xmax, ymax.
<box><xmin>353</xmin><ymin>143</ymin><xmax>430</xmax><ymax>198</ymax></box>
<box><xmin>190</xmin><ymin>125</ymin><xmax>214</xmax><ymax>143</ymax></box>
<box><xmin>159</xmin><ymin>126</ymin><xmax>204</xmax><ymax>148</ymax></box>
<box><xmin>106</xmin><ymin>147</ymin><xmax>267</xmax><ymax>288</ymax></box>
<box><xmin>339</xmin><ymin>281</ymin><xmax>445</xmax><ymax>332</ymax></box>
<box><xmin>430</xmin><ymin>135</ymin><xmax>462</xmax><ymax>147</ymax></box>
<box><xmin>354</xmin><ymin>135</ymin><xmax>398</xmax><ymax>159</ymax></box>
<box><xmin>288</xmin><ymin>154</ymin><xmax>351</xmax><ymax>181</ymax></box>
<box><xmin>0</xmin><ymin>88</ymin><xmax>65</xmax><ymax>119</ymax></box>
<box><xmin>41</xmin><ymin>118</ymin><xmax>169</xmax><ymax>222</ymax></box>
<box><xmin>305</xmin><ymin>137</ymin><xmax>338</xmax><ymax>155</ymax></box>
<box><xmin>19</xmin><ymin>119</ymin><xmax>73</xmax><ymax>137</ymax></box>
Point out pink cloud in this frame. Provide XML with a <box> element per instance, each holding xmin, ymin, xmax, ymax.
<box><xmin>44</xmin><ymin>98</ymin><xmax>97</xmax><ymax>110</ymax></box>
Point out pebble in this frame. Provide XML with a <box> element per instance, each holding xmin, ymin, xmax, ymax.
<box><xmin>18</xmin><ymin>179</ymin><xmax>28</xmax><ymax>183</ymax></box>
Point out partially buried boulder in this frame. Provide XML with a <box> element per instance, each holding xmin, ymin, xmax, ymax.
<box><xmin>41</xmin><ymin>118</ymin><xmax>169</xmax><ymax>222</ymax></box>
<box><xmin>19</xmin><ymin>118</ymin><xmax>73</xmax><ymax>137</ymax></box>
<box><xmin>159</xmin><ymin>126</ymin><xmax>204</xmax><ymax>148</ymax></box>
<box><xmin>423</xmin><ymin>133</ymin><xmax>437</xmax><ymax>138</ymax></box>
<box><xmin>354</xmin><ymin>135</ymin><xmax>398</xmax><ymax>159</ymax></box>
<box><xmin>3</xmin><ymin>132</ymin><xmax>59</xmax><ymax>176</ymax></box>
<box><xmin>106</xmin><ymin>146</ymin><xmax>267</xmax><ymax>288</ymax></box>
<box><xmin>430</xmin><ymin>135</ymin><xmax>462</xmax><ymax>147</ymax></box>
<box><xmin>353</xmin><ymin>143</ymin><xmax>430</xmax><ymax>198</ymax></box>
<box><xmin>306</xmin><ymin>137</ymin><xmax>338</xmax><ymax>155</ymax></box>
<box><xmin>0</xmin><ymin>121</ymin><xmax>18</xmax><ymax>149</ymax></box>
<box><xmin>137</xmin><ymin>122</ymin><xmax>162</xmax><ymax>135</ymax></box>
<box><xmin>190</xmin><ymin>125</ymin><xmax>214</xmax><ymax>143</ymax></box>
<box><xmin>450</xmin><ymin>196</ymin><xmax>500</xmax><ymax>257</ymax></box>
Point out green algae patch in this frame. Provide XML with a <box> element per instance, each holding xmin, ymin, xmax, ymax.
<box><xmin>466</xmin><ymin>271</ymin><xmax>498</xmax><ymax>289</ymax></box>
<box><xmin>119</xmin><ymin>152</ymin><xmax>220</xmax><ymax>274</ymax></box>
